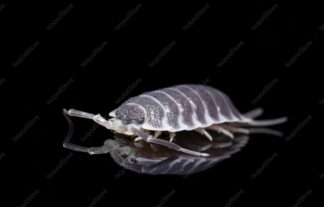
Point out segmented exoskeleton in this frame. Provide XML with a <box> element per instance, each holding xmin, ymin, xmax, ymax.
<box><xmin>63</xmin><ymin>84</ymin><xmax>287</xmax><ymax>156</ymax></box>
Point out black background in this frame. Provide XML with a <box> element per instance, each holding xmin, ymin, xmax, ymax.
<box><xmin>1</xmin><ymin>1</ymin><xmax>323</xmax><ymax>207</ymax></box>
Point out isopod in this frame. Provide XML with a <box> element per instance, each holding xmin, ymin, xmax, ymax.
<box><xmin>63</xmin><ymin>84</ymin><xmax>287</xmax><ymax>157</ymax></box>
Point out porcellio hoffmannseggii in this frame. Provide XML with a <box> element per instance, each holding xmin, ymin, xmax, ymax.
<box><xmin>63</xmin><ymin>84</ymin><xmax>287</xmax><ymax>157</ymax></box>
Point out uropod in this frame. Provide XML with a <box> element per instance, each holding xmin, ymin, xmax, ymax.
<box><xmin>63</xmin><ymin>84</ymin><xmax>287</xmax><ymax>157</ymax></box>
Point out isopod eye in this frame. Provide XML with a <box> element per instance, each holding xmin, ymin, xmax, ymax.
<box><xmin>122</xmin><ymin>119</ymin><xmax>132</xmax><ymax>125</ymax></box>
<box><xmin>136</xmin><ymin>117</ymin><xmax>145</xmax><ymax>124</ymax></box>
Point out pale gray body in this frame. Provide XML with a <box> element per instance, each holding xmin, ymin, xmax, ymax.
<box><xmin>63</xmin><ymin>84</ymin><xmax>287</xmax><ymax>159</ymax></box>
<box><xmin>111</xmin><ymin>84</ymin><xmax>250</xmax><ymax>132</ymax></box>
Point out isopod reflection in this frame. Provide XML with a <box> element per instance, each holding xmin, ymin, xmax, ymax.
<box><xmin>105</xmin><ymin>132</ymin><xmax>250</xmax><ymax>175</ymax></box>
<box><xmin>62</xmin><ymin>84</ymin><xmax>287</xmax><ymax>174</ymax></box>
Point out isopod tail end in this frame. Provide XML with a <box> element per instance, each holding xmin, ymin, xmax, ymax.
<box><xmin>243</xmin><ymin>108</ymin><xmax>264</xmax><ymax>119</ymax></box>
<box><xmin>248</xmin><ymin>128</ymin><xmax>284</xmax><ymax>137</ymax></box>
<box><xmin>248</xmin><ymin>116</ymin><xmax>288</xmax><ymax>127</ymax></box>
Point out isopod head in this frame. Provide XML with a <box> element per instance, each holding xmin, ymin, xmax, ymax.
<box><xmin>110</xmin><ymin>104</ymin><xmax>146</xmax><ymax>126</ymax></box>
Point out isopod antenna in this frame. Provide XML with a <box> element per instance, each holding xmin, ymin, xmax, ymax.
<box><xmin>62</xmin><ymin>109</ymin><xmax>115</xmax><ymax>155</ymax></box>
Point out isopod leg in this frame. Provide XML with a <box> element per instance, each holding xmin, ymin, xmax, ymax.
<box><xmin>169</xmin><ymin>132</ymin><xmax>176</xmax><ymax>142</ymax></box>
<box><xmin>195</xmin><ymin>128</ymin><xmax>213</xmax><ymax>141</ymax></box>
<box><xmin>62</xmin><ymin>109</ymin><xmax>112</xmax><ymax>155</ymax></box>
<box><xmin>134</xmin><ymin>131</ymin><xmax>160</xmax><ymax>142</ymax></box>
<box><xmin>130</xmin><ymin>127</ymin><xmax>209</xmax><ymax>157</ymax></box>
<box><xmin>208</xmin><ymin>125</ymin><xmax>234</xmax><ymax>139</ymax></box>
<box><xmin>147</xmin><ymin>138</ymin><xmax>209</xmax><ymax>157</ymax></box>
<box><xmin>136</xmin><ymin>131</ymin><xmax>162</xmax><ymax>150</ymax></box>
<box><xmin>154</xmin><ymin>131</ymin><xmax>162</xmax><ymax>138</ymax></box>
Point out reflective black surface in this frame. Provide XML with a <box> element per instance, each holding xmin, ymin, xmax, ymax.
<box><xmin>1</xmin><ymin>1</ymin><xmax>323</xmax><ymax>207</ymax></box>
<box><xmin>107</xmin><ymin>133</ymin><xmax>249</xmax><ymax>175</ymax></box>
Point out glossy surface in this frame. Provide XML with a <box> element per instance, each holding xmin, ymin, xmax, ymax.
<box><xmin>104</xmin><ymin>131</ymin><xmax>249</xmax><ymax>175</ymax></box>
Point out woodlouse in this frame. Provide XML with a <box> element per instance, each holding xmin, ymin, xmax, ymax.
<box><xmin>63</xmin><ymin>84</ymin><xmax>287</xmax><ymax>157</ymax></box>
